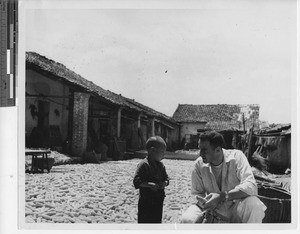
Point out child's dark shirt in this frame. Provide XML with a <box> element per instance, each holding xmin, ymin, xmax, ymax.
<box><xmin>133</xmin><ymin>157</ymin><xmax>169</xmax><ymax>200</ymax></box>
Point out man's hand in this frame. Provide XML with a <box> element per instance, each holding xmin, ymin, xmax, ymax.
<box><xmin>196</xmin><ymin>195</ymin><xmax>207</xmax><ymax>209</ymax></box>
<box><xmin>203</xmin><ymin>193</ymin><xmax>223</xmax><ymax>210</ymax></box>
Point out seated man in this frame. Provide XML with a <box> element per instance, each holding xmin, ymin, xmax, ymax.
<box><xmin>181</xmin><ymin>131</ymin><xmax>266</xmax><ymax>223</ymax></box>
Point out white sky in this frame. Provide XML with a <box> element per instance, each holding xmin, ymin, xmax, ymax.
<box><xmin>25</xmin><ymin>0</ymin><xmax>296</xmax><ymax>124</ymax></box>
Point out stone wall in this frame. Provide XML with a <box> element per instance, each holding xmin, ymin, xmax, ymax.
<box><xmin>72</xmin><ymin>92</ymin><xmax>90</xmax><ymax>156</ymax></box>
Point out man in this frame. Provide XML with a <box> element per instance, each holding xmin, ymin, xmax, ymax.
<box><xmin>181</xmin><ymin>131</ymin><xmax>266</xmax><ymax>223</ymax></box>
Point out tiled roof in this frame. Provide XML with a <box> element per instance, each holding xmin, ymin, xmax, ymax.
<box><xmin>26</xmin><ymin>52</ymin><xmax>176</xmax><ymax>124</ymax></box>
<box><xmin>204</xmin><ymin>121</ymin><xmax>241</xmax><ymax>131</ymax></box>
<box><xmin>173</xmin><ymin>104</ymin><xmax>260</xmax><ymax>130</ymax></box>
<box><xmin>124</xmin><ymin>97</ymin><xmax>175</xmax><ymax>123</ymax></box>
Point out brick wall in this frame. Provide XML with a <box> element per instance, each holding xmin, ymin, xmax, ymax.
<box><xmin>72</xmin><ymin>92</ymin><xmax>90</xmax><ymax>156</ymax></box>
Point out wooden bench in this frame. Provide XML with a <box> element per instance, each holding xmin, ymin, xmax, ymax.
<box><xmin>25</xmin><ymin>149</ymin><xmax>51</xmax><ymax>173</ymax></box>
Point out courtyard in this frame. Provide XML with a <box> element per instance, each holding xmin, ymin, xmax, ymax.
<box><xmin>25</xmin><ymin>158</ymin><xmax>196</xmax><ymax>224</ymax></box>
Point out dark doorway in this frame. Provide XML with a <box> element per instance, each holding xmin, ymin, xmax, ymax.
<box><xmin>37</xmin><ymin>100</ymin><xmax>50</xmax><ymax>129</ymax></box>
<box><xmin>28</xmin><ymin>100</ymin><xmax>50</xmax><ymax>148</ymax></box>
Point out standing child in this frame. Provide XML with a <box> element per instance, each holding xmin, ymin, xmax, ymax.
<box><xmin>133</xmin><ymin>136</ymin><xmax>169</xmax><ymax>223</ymax></box>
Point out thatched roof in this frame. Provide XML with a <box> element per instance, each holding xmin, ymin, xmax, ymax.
<box><xmin>26</xmin><ymin>52</ymin><xmax>176</xmax><ymax>124</ymax></box>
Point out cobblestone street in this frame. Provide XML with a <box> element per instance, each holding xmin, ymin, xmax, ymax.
<box><xmin>25</xmin><ymin>159</ymin><xmax>196</xmax><ymax>224</ymax></box>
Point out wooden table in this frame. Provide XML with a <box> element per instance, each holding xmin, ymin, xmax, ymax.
<box><xmin>25</xmin><ymin>149</ymin><xmax>51</xmax><ymax>173</ymax></box>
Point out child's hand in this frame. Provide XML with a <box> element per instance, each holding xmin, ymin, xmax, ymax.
<box><xmin>158</xmin><ymin>181</ymin><xmax>168</xmax><ymax>189</ymax></box>
<box><xmin>148</xmin><ymin>182</ymin><xmax>160</xmax><ymax>191</ymax></box>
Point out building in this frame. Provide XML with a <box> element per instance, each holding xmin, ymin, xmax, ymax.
<box><xmin>172</xmin><ymin>104</ymin><xmax>260</xmax><ymax>149</ymax></box>
<box><xmin>26</xmin><ymin>52</ymin><xmax>179</xmax><ymax>158</ymax></box>
<box><xmin>252</xmin><ymin>123</ymin><xmax>291</xmax><ymax>173</ymax></box>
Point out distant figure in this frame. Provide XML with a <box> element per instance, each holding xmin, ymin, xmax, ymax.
<box><xmin>133</xmin><ymin>136</ymin><xmax>169</xmax><ymax>223</ymax></box>
<box><xmin>180</xmin><ymin>131</ymin><xmax>266</xmax><ymax>223</ymax></box>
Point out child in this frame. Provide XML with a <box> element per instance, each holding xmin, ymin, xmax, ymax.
<box><xmin>133</xmin><ymin>136</ymin><xmax>169</xmax><ymax>223</ymax></box>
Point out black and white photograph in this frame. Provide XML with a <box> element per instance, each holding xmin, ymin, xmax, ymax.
<box><xmin>0</xmin><ymin>0</ymin><xmax>299</xmax><ymax>233</ymax></box>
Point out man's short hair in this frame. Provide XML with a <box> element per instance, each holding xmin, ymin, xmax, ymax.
<box><xmin>199</xmin><ymin>131</ymin><xmax>225</xmax><ymax>149</ymax></box>
<box><xmin>146</xmin><ymin>136</ymin><xmax>166</xmax><ymax>150</ymax></box>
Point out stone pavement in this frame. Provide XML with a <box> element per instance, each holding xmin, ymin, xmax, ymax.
<box><xmin>25</xmin><ymin>158</ymin><xmax>196</xmax><ymax>223</ymax></box>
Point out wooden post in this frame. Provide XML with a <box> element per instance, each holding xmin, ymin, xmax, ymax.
<box><xmin>158</xmin><ymin>124</ymin><xmax>161</xmax><ymax>136</ymax></box>
<box><xmin>178</xmin><ymin>124</ymin><xmax>182</xmax><ymax>148</ymax></box>
<box><xmin>247</xmin><ymin>126</ymin><xmax>254</xmax><ymax>160</ymax></box>
<box><xmin>138</xmin><ymin>113</ymin><xmax>141</xmax><ymax>128</ymax></box>
<box><xmin>137</xmin><ymin>113</ymin><xmax>144</xmax><ymax>148</ymax></box>
<box><xmin>151</xmin><ymin>118</ymin><xmax>155</xmax><ymax>136</ymax></box>
<box><xmin>242</xmin><ymin>113</ymin><xmax>246</xmax><ymax>133</ymax></box>
<box><xmin>117</xmin><ymin>107</ymin><xmax>123</xmax><ymax>138</ymax></box>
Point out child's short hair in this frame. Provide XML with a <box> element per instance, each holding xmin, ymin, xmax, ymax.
<box><xmin>146</xmin><ymin>136</ymin><xmax>166</xmax><ymax>150</ymax></box>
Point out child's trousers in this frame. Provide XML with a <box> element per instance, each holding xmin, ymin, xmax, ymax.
<box><xmin>138</xmin><ymin>197</ymin><xmax>164</xmax><ymax>223</ymax></box>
